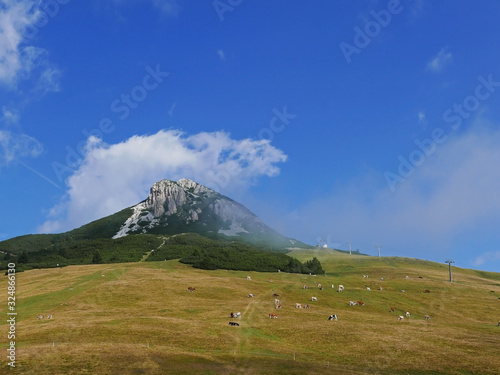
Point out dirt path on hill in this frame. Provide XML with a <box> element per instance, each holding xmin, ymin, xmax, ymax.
<box><xmin>140</xmin><ymin>239</ymin><xmax>166</xmax><ymax>262</ymax></box>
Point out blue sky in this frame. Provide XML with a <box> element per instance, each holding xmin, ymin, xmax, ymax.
<box><xmin>2</xmin><ymin>0</ymin><xmax>500</xmax><ymax>272</ymax></box>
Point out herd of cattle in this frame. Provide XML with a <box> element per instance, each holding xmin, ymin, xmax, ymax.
<box><xmin>35</xmin><ymin>273</ymin><xmax>498</xmax><ymax>327</ymax></box>
<box><xmin>187</xmin><ymin>274</ymin><xmax>440</xmax><ymax>328</ymax></box>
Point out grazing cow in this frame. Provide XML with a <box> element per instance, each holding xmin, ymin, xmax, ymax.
<box><xmin>304</xmin><ymin>304</ymin><xmax>310</xmax><ymax>309</ymax></box>
<box><xmin>47</xmin><ymin>314</ymin><xmax>53</xmax><ymax>319</ymax></box>
<box><xmin>401</xmin><ymin>290</ymin><xmax>405</xmax><ymax>293</ymax></box>
<box><xmin>497</xmin><ymin>321</ymin><xmax>500</xmax><ymax>326</ymax></box>
<box><xmin>398</xmin><ymin>315</ymin><xmax>405</xmax><ymax>321</ymax></box>
<box><xmin>37</xmin><ymin>315</ymin><xmax>44</xmax><ymax>320</ymax></box>
<box><xmin>378</xmin><ymin>287</ymin><xmax>383</xmax><ymax>291</ymax></box>
<box><xmin>363</xmin><ymin>275</ymin><xmax>368</xmax><ymax>278</ymax></box>
<box><xmin>380</xmin><ymin>278</ymin><xmax>385</xmax><ymax>281</ymax></box>
<box><xmin>303</xmin><ymin>285</ymin><xmax>309</xmax><ymax>289</ymax></box>
<box><xmin>328</xmin><ymin>314</ymin><xmax>338</xmax><ymax>321</ymax></box>
<box><xmin>406</xmin><ymin>311</ymin><xmax>410</xmax><ymax>317</ymax></box>
<box><xmin>338</xmin><ymin>285</ymin><xmax>344</xmax><ymax>292</ymax></box>
<box><xmin>311</xmin><ymin>297</ymin><xmax>318</xmax><ymax>302</ymax></box>
<box><xmin>425</xmin><ymin>315</ymin><xmax>431</xmax><ymax>321</ymax></box>
<box><xmin>357</xmin><ymin>301</ymin><xmax>364</xmax><ymax>306</ymax></box>
<box><xmin>269</xmin><ymin>313</ymin><xmax>278</xmax><ymax>319</ymax></box>
<box><xmin>275</xmin><ymin>304</ymin><xmax>282</xmax><ymax>309</ymax></box>
<box><xmin>366</xmin><ymin>287</ymin><xmax>371</xmax><ymax>291</ymax></box>
<box><xmin>187</xmin><ymin>287</ymin><xmax>196</xmax><ymax>292</ymax></box>
<box><xmin>230</xmin><ymin>312</ymin><xmax>241</xmax><ymax>318</ymax></box>
<box><xmin>295</xmin><ymin>303</ymin><xmax>302</xmax><ymax>309</ymax></box>
<box><xmin>274</xmin><ymin>299</ymin><xmax>281</xmax><ymax>305</ymax></box>
<box><xmin>390</xmin><ymin>307</ymin><xmax>395</xmax><ymax>313</ymax></box>
<box><xmin>248</xmin><ymin>294</ymin><xmax>255</xmax><ymax>298</ymax></box>
<box><xmin>348</xmin><ymin>301</ymin><xmax>357</xmax><ymax>306</ymax></box>
<box><xmin>272</xmin><ymin>293</ymin><xmax>280</xmax><ymax>297</ymax></box>
<box><xmin>229</xmin><ymin>322</ymin><xmax>240</xmax><ymax>326</ymax></box>
<box><xmin>318</xmin><ymin>283</ymin><xmax>323</xmax><ymax>290</ymax></box>
<box><xmin>405</xmin><ymin>276</ymin><xmax>409</xmax><ymax>279</ymax></box>
<box><xmin>424</xmin><ymin>289</ymin><xmax>431</xmax><ymax>293</ymax></box>
<box><xmin>246</xmin><ymin>276</ymin><xmax>251</xmax><ymax>280</ymax></box>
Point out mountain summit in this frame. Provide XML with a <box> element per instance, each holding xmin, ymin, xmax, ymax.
<box><xmin>0</xmin><ymin>178</ymin><xmax>316</xmax><ymax>273</ymax></box>
<box><xmin>111</xmin><ymin>178</ymin><xmax>302</xmax><ymax>248</ymax></box>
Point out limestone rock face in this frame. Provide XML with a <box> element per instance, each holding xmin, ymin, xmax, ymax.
<box><xmin>112</xmin><ymin>178</ymin><xmax>277</xmax><ymax>240</ymax></box>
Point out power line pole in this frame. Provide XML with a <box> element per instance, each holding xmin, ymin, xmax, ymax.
<box><xmin>445</xmin><ymin>259</ymin><xmax>455</xmax><ymax>282</ymax></box>
<box><xmin>347</xmin><ymin>241</ymin><xmax>352</xmax><ymax>255</ymax></box>
<box><xmin>375</xmin><ymin>244</ymin><xmax>382</xmax><ymax>257</ymax></box>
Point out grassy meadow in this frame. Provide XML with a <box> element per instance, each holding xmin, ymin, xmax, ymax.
<box><xmin>1</xmin><ymin>249</ymin><xmax>500</xmax><ymax>374</ymax></box>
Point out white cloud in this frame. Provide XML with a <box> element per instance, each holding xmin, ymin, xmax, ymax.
<box><xmin>38</xmin><ymin>129</ymin><xmax>287</xmax><ymax>233</ymax></box>
<box><xmin>1</xmin><ymin>106</ymin><xmax>20</xmax><ymax>124</ymax></box>
<box><xmin>0</xmin><ymin>129</ymin><xmax>43</xmax><ymax>167</ymax></box>
<box><xmin>0</xmin><ymin>0</ymin><xmax>61</xmax><ymax>91</ymax></box>
<box><xmin>273</xmin><ymin>123</ymin><xmax>500</xmax><ymax>267</ymax></box>
<box><xmin>472</xmin><ymin>251</ymin><xmax>500</xmax><ymax>267</ymax></box>
<box><xmin>151</xmin><ymin>0</ymin><xmax>180</xmax><ymax>16</ymax></box>
<box><xmin>427</xmin><ymin>47</ymin><xmax>453</xmax><ymax>73</ymax></box>
<box><xmin>418</xmin><ymin>110</ymin><xmax>426</xmax><ymax>125</ymax></box>
<box><xmin>34</xmin><ymin>66</ymin><xmax>61</xmax><ymax>94</ymax></box>
<box><xmin>111</xmin><ymin>0</ymin><xmax>180</xmax><ymax>16</ymax></box>
<box><xmin>217</xmin><ymin>49</ymin><xmax>226</xmax><ymax>61</ymax></box>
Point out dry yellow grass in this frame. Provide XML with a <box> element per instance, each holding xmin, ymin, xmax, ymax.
<box><xmin>1</xmin><ymin>250</ymin><xmax>499</xmax><ymax>374</ymax></box>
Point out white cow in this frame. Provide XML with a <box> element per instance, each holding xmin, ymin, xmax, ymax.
<box><xmin>338</xmin><ymin>285</ymin><xmax>344</xmax><ymax>292</ymax></box>
<box><xmin>398</xmin><ymin>315</ymin><xmax>405</xmax><ymax>321</ymax></box>
<box><xmin>295</xmin><ymin>303</ymin><xmax>302</xmax><ymax>309</ymax></box>
<box><xmin>248</xmin><ymin>293</ymin><xmax>255</xmax><ymax>298</ymax></box>
<box><xmin>246</xmin><ymin>276</ymin><xmax>251</xmax><ymax>280</ymax></box>
<box><xmin>366</xmin><ymin>287</ymin><xmax>371</xmax><ymax>291</ymax></box>
<box><xmin>348</xmin><ymin>301</ymin><xmax>357</xmax><ymax>306</ymax></box>
<box><xmin>311</xmin><ymin>296</ymin><xmax>318</xmax><ymax>302</ymax></box>
<box><xmin>274</xmin><ymin>299</ymin><xmax>281</xmax><ymax>305</ymax></box>
<box><xmin>47</xmin><ymin>314</ymin><xmax>53</xmax><ymax>319</ymax></box>
<box><xmin>406</xmin><ymin>311</ymin><xmax>411</xmax><ymax>317</ymax></box>
<box><xmin>363</xmin><ymin>275</ymin><xmax>368</xmax><ymax>278</ymax></box>
<box><xmin>37</xmin><ymin>315</ymin><xmax>44</xmax><ymax>320</ymax></box>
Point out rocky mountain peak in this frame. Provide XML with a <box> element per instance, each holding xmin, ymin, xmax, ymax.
<box><xmin>112</xmin><ymin>178</ymin><xmax>299</xmax><ymax>249</ymax></box>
